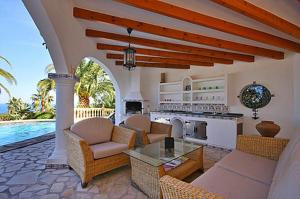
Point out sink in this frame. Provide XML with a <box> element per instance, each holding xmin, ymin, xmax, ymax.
<box><xmin>221</xmin><ymin>113</ymin><xmax>244</xmax><ymax>117</ymax></box>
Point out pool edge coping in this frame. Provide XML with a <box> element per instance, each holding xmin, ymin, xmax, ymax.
<box><xmin>0</xmin><ymin>132</ymin><xmax>55</xmax><ymax>153</ymax></box>
<box><xmin>0</xmin><ymin>119</ymin><xmax>55</xmax><ymax>124</ymax></box>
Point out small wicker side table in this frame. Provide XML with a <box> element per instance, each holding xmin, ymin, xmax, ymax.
<box><xmin>124</xmin><ymin>139</ymin><xmax>203</xmax><ymax>199</ymax></box>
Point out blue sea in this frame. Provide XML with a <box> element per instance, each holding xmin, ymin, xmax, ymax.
<box><xmin>0</xmin><ymin>104</ymin><xmax>8</xmax><ymax>114</ymax></box>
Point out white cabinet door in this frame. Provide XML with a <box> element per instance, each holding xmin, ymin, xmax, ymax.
<box><xmin>206</xmin><ymin>118</ymin><xmax>237</xmax><ymax>149</ymax></box>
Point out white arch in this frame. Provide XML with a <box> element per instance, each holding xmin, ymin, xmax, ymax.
<box><xmin>22</xmin><ymin>0</ymin><xmax>69</xmax><ymax>73</ymax></box>
<box><xmin>23</xmin><ymin>0</ymin><xmax>131</xmax><ymax>124</ymax></box>
<box><xmin>76</xmin><ymin>57</ymin><xmax>122</xmax><ymax>124</ymax></box>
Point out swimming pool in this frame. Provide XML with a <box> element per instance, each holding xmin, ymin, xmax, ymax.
<box><xmin>0</xmin><ymin>121</ymin><xmax>55</xmax><ymax>146</ymax></box>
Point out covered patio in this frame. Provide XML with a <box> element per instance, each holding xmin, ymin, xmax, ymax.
<box><xmin>1</xmin><ymin>0</ymin><xmax>300</xmax><ymax>198</ymax></box>
<box><xmin>22</xmin><ymin>0</ymin><xmax>300</xmax><ymax>167</ymax></box>
<box><xmin>0</xmin><ymin>138</ymin><xmax>228</xmax><ymax>198</ymax></box>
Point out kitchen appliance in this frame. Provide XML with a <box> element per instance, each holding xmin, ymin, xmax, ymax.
<box><xmin>185</xmin><ymin>120</ymin><xmax>207</xmax><ymax>140</ymax></box>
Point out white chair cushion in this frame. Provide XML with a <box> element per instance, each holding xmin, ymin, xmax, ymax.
<box><xmin>147</xmin><ymin>134</ymin><xmax>168</xmax><ymax>143</ymax></box>
<box><xmin>216</xmin><ymin>150</ymin><xmax>277</xmax><ymax>185</ymax></box>
<box><xmin>71</xmin><ymin>117</ymin><xmax>113</xmax><ymax>145</ymax></box>
<box><xmin>267</xmin><ymin>141</ymin><xmax>300</xmax><ymax>199</ymax></box>
<box><xmin>272</xmin><ymin>132</ymin><xmax>300</xmax><ymax>181</ymax></box>
<box><xmin>192</xmin><ymin>166</ymin><xmax>270</xmax><ymax>199</ymax></box>
<box><xmin>125</xmin><ymin>115</ymin><xmax>151</xmax><ymax>133</ymax></box>
<box><xmin>90</xmin><ymin>142</ymin><xmax>128</xmax><ymax>159</ymax></box>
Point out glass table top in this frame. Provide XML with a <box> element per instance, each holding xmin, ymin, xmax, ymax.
<box><xmin>123</xmin><ymin>138</ymin><xmax>202</xmax><ymax>167</ymax></box>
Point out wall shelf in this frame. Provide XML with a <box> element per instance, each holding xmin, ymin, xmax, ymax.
<box><xmin>160</xmin><ymin>91</ymin><xmax>181</xmax><ymax>94</ymax></box>
<box><xmin>160</xmin><ymin>101</ymin><xmax>183</xmax><ymax>104</ymax></box>
<box><xmin>192</xmin><ymin>77</ymin><xmax>224</xmax><ymax>83</ymax></box>
<box><xmin>192</xmin><ymin>89</ymin><xmax>224</xmax><ymax>93</ymax></box>
<box><xmin>159</xmin><ymin>75</ymin><xmax>228</xmax><ymax>105</ymax></box>
<box><xmin>160</xmin><ymin>81</ymin><xmax>181</xmax><ymax>86</ymax></box>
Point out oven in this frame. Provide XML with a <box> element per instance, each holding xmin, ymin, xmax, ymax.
<box><xmin>185</xmin><ymin>120</ymin><xmax>207</xmax><ymax>140</ymax></box>
<box><xmin>125</xmin><ymin>101</ymin><xmax>143</xmax><ymax>114</ymax></box>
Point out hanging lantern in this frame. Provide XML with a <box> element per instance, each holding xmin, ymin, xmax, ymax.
<box><xmin>123</xmin><ymin>28</ymin><xmax>136</xmax><ymax>71</ymax></box>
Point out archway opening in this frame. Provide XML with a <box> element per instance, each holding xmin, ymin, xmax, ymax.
<box><xmin>73</xmin><ymin>57</ymin><xmax>121</xmax><ymax>124</ymax></box>
<box><xmin>171</xmin><ymin>118</ymin><xmax>184</xmax><ymax>138</ymax></box>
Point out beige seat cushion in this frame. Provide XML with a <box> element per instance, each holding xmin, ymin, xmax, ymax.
<box><xmin>70</xmin><ymin>118</ymin><xmax>113</xmax><ymax>145</ymax></box>
<box><xmin>90</xmin><ymin>142</ymin><xmax>128</xmax><ymax>159</ymax></box>
<box><xmin>216</xmin><ymin>150</ymin><xmax>277</xmax><ymax>185</ymax></box>
<box><xmin>272</xmin><ymin>132</ymin><xmax>300</xmax><ymax>181</ymax></box>
<box><xmin>267</xmin><ymin>141</ymin><xmax>300</xmax><ymax>199</ymax></box>
<box><xmin>192</xmin><ymin>166</ymin><xmax>270</xmax><ymax>199</ymax></box>
<box><xmin>147</xmin><ymin>134</ymin><xmax>168</xmax><ymax>143</ymax></box>
<box><xmin>125</xmin><ymin>115</ymin><xmax>151</xmax><ymax>133</ymax></box>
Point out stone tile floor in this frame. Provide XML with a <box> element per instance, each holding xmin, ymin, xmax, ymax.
<box><xmin>0</xmin><ymin>139</ymin><xmax>229</xmax><ymax>199</ymax></box>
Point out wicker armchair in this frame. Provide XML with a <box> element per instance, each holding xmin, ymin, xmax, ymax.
<box><xmin>64</xmin><ymin>118</ymin><xmax>136</xmax><ymax>187</ymax></box>
<box><xmin>236</xmin><ymin>135</ymin><xmax>289</xmax><ymax>160</ymax></box>
<box><xmin>160</xmin><ymin>135</ymin><xmax>289</xmax><ymax>199</ymax></box>
<box><xmin>123</xmin><ymin>115</ymin><xmax>172</xmax><ymax>146</ymax></box>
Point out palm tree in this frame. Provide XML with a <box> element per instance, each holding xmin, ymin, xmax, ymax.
<box><xmin>44</xmin><ymin>64</ymin><xmax>55</xmax><ymax>74</ymax></box>
<box><xmin>8</xmin><ymin>97</ymin><xmax>31</xmax><ymax>120</ymax></box>
<box><xmin>75</xmin><ymin>59</ymin><xmax>115</xmax><ymax>107</ymax></box>
<box><xmin>0</xmin><ymin>56</ymin><xmax>17</xmax><ymax>97</ymax></box>
<box><xmin>38</xmin><ymin>60</ymin><xmax>115</xmax><ymax>108</ymax></box>
<box><xmin>37</xmin><ymin>64</ymin><xmax>55</xmax><ymax>93</ymax></box>
<box><xmin>31</xmin><ymin>88</ymin><xmax>54</xmax><ymax>112</ymax></box>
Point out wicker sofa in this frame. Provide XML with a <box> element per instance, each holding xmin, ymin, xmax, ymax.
<box><xmin>64</xmin><ymin>118</ymin><xmax>136</xmax><ymax>187</ymax></box>
<box><xmin>160</xmin><ymin>134</ymin><xmax>300</xmax><ymax>199</ymax></box>
<box><xmin>123</xmin><ymin>115</ymin><xmax>172</xmax><ymax>145</ymax></box>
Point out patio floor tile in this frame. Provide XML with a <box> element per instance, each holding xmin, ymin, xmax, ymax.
<box><xmin>0</xmin><ymin>139</ymin><xmax>229</xmax><ymax>198</ymax></box>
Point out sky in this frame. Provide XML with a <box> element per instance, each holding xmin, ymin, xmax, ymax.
<box><xmin>0</xmin><ymin>0</ymin><xmax>53</xmax><ymax>104</ymax></box>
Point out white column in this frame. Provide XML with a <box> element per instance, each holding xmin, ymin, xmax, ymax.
<box><xmin>47</xmin><ymin>73</ymin><xmax>78</xmax><ymax>167</ymax></box>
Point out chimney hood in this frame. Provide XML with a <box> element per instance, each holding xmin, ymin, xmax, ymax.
<box><xmin>124</xmin><ymin>68</ymin><xmax>145</xmax><ymax>101</ymax></box>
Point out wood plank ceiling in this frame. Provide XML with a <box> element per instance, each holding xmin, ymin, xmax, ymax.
<box><xmin>73</xmin><ymin>0</ymin><xmax>300</xmax><ymax>69</ymax></box>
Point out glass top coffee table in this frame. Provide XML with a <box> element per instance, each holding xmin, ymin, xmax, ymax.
<box><xmin>124</xmin><ymin>138</ymin><xmax>203</xmax><ymax>199</ymax></box>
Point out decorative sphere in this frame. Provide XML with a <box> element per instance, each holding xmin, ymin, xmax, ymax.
<box><xmin>239</xmin><ymin>83</ymin><xmax>272</xmax><ymax>109</ymax></box>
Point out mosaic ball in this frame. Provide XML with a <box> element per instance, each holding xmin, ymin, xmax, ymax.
<box><xmin>239</xmin><ymin>83</ymin><xmax>272</xmax><ymax>109</ymax></box>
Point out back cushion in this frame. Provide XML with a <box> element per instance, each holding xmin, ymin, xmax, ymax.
<box><xmin>267</xmin><ymin>142</ymin><xmax>300</xmax><ymax>199</ymax></box>
<box><xmin>125</xmin><ymin>115</ymin><xmax>151</xmax><ymax>133</ymax></box>
<box><xmin>273</xmin><ymin>132</ymin><xmax>300</xmax><ymax>180</ymax></box>
<box><xmin>70</xmin><ymin>118</ymin><xmax>113</xmax><ymax>145</ymax></box>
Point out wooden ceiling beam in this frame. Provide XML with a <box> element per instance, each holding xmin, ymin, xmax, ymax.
<box><xmin>115</xmin><ymin>0</ymin><xmax>300</xmax><ymax>52</ymax></box>
<box><xmin>115</xmin><ymin>61</ymin><xmax>190</xmax><ymax>69</ymax></box>
<box><xmin>107</xmin><ymin>53</ymin><xmax>214</xmax><ymax>67</ymax></box>
<box><xmin>86</xmin><ymin>29</ymin><xmax>255</xmax><ymax>62</ymax></box>
<box><xmin>98</xmin><ymin>43</ymin><xmax>233</xmax><ymax>64</ymax></box>
<box><xmin>211</xmin><ymin>0</ymin><xmax>300</xmax><ymax>40</ymax></box>
<box><xmin>73</xmin><ymin>7</ymin><xmax>284</xmax><ymax>59</ymax></box>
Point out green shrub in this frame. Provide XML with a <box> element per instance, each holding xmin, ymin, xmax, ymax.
<box><xmin>25</xmin><ymin>112</ymin><xmax>36</xmax><ymax>120</ymax></box>
<box><xmin>8</xmin><ymin>97</ymin><xmax>32</xmax><ymax>120</ymax></box>
<box><xmin>0</xmin><ymin>113</ymin><xmax>14</xmax><ymax>121</ymax></box>
<box><xmin>34</xmin><ymin>112</ymin><xmax>55</xmax><ymax>119</ymax></box>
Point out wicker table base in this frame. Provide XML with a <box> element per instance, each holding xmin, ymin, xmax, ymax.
<box><xmin>130</xmin><ymin>147</ymin><xmax>203</xmax><ymax>199</ymax></box>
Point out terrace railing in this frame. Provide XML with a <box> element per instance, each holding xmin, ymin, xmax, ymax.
<box><xmin>74</xmin><ymin>108</ymin><xmax>115</xmax><ymax>121</ymax></box>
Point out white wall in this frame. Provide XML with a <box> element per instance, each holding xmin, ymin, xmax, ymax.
<box><xmin>293</xmin><ymin>54</ymin><xmax>300</xmax><ymax>129</ymax></box>
<box><xmin>141</xmin><ymin>54</ymin><xmax>298</xmax><ymax>138</ymax></box>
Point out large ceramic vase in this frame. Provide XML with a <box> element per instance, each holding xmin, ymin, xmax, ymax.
<box><xmin>256</xmin><ymin>121</ymin><xmax>280</xmax><ymax>137</ymax></box>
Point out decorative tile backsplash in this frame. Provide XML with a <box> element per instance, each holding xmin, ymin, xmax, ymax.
<box><xmin>159</xmin><ymin>103</ymin><xmax>229</xmax><ymax>113</ymax></box>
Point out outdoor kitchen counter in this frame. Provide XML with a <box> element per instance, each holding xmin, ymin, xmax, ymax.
<box><xmin>150</xmin><ymin>111</ymin><xmax>243</xmax><ymax>120</ymax></box>
<box><xmin>150</xmin><ymin>111</ymin><xmax>243</xmax><ymax>149</ymax></box>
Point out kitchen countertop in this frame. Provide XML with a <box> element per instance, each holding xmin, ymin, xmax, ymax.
<box><xmin>150</xmin><ymin>111</ymin><xmax>244</xmax><ymax>120</ymax></box>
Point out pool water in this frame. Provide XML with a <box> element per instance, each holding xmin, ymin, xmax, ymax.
<box><xmin>0</xmin><ymin>122</ymin><xmax>55</xmax><ymax>146</ymax></box>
